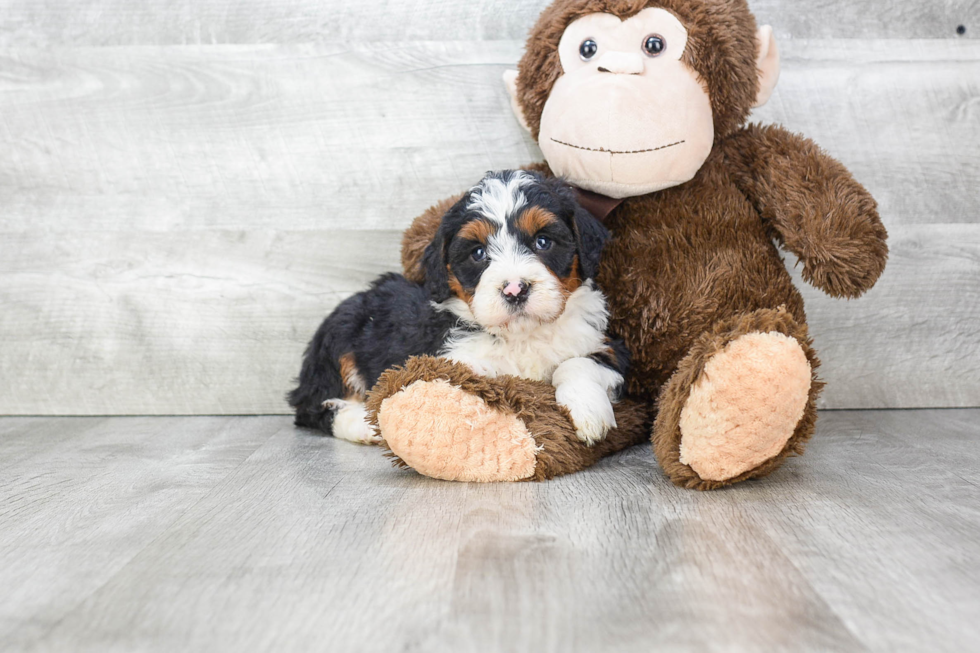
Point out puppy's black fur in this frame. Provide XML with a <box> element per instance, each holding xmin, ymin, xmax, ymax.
<box><xmin>287</xmin><ymin>273</ymin><xmax>459</xmax><ymax>434</ymax></box>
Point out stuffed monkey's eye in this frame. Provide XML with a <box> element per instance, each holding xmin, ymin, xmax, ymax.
<box><xmin>579</xmin><ymin>39</ymin><xmax>598</xmax><ymax>61</ymax></box>
<box><xmin>534</xmin><ymin>235</ymin><xmax>553</xmax><ymax>251</ymax></box>
<box><xmin>642</xmin><ymin>34</ymin><xmax>666</xmax><ymax>57</ymax></box>
<box><xmin>471</xmin><ymin>246</ymin><xmax>487</xmax><ymax>262</ymax></box>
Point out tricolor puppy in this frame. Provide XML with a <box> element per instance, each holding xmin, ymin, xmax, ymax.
<box><xmin>288</xmin><ymin>170</ymin><xmax>629</xmax><ymax>446</ymax></box>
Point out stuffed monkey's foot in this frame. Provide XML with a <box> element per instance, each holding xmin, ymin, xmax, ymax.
<box><xmin>679</xmin><ymin>332</ymin><xmax>809</xmax><ymax>480</ymax></box>
<box><xmin>377</xmin><ymin>379</ymin><xmax>539</xmax><ymax>482</ymax></box>
<box><xmin>654</xmin><ymin>308</ymin><xmax>823</xmax><ymax>490</ymax></box>
<box><xmin>366</xmin><ymin>357</ymin><xmax>650</xmax><ymax>483</ymax></box>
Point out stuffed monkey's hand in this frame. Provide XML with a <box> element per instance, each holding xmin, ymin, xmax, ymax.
<box><xmin>726</xmin><ymin>124</ymin><xmax>888</xmax><ymax>299</ymax></box>
<box><xmin>792</xmin><ymin>195</ymin><xmax>889</xmax><ymax>299</ymax></box>
<box><xmin>552</xmin><ymin>358</ymin><xmax>621</xmax><ymax>446</ymax></box>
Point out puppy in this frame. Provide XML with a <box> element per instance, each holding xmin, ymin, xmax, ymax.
<box><xmin>288</xmin><ymin>170</ymin><xmax>629</xmax><ymax>446</ymax></box>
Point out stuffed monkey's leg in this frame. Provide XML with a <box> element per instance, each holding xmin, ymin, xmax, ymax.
<box><xmin>653</xmin><ymin>307</ymin><xmax>823</xmax><ymax>490</ymax></box>
<box><xmin>366</xmin><ymin>357</ymin><xmax>649</xmax><ymax>482</ymax></box>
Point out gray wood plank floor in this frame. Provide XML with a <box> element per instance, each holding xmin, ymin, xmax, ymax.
<box><xmin>1</xmin><ymin>410</ymin><xmax>978</xmax><ymax>652</ymax></box>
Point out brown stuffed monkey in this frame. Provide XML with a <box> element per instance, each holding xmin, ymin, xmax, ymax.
<box><xmin>366</xmin><ymin>0</ymin><xmax>888</xmax><ymax>490</ymax></box>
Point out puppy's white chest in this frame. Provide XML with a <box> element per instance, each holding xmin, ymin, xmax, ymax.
<box><xmin>459</xmin><ymin>336</ymin><xmax>564</xmax><ymax>382</ymax></box>
<box><xmin>441</xmin><ymin>284</ymin><xmax>609</xmax><ymax>382</ymax></box>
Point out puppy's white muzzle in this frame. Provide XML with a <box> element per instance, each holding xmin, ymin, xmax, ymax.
<box><xmin>472</xmin><ymin>255</ymin><xmax>564</xmax><ymax>331</ymax></box>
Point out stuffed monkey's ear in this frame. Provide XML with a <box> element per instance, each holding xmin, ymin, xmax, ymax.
<box><xmin>572</xmin><ymin>205</ymin><xmax>611</xmax><ymax>281</ymax></box>
<box><xmin>421</xmin><ymin>233</ymin><xmax>452</xmax><ymax>303</ymax></box>
<box><xmin>753</xmin><ymin>26</ymin><xmax>781</xmax><ymax>108</ymax></box>
<box><xmin>503</xmin><ymin>70</ymin><xmax>531</xmax><ymax>133</ymax></box>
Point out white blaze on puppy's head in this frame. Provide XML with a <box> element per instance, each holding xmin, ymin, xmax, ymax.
<box><xmin>464</xmin><ymin>171</ymin><xmax>531</xmax><ymax>227</ymax></box>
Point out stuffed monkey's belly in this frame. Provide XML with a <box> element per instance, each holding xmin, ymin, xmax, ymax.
<box><xmin>602</xmin><ymin>203</ymin><xmax>805</xmax><ymax>396</ymax></box>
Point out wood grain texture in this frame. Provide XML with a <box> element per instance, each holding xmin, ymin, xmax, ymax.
<box><xmin>0</xmin><ymin>416</ymin><xmax>279</xmax><ymax>652</ymax></box>
<box><xmin>0</xmin><ymin>0</ymin><xmax>975</xmax><ymax>46</ymax></box>
<box><xmin>758</xmin><ymin>40</ymin><xmax>980</xmax><ymax>228</ymax></box>
<box><xmin>801</xmin><ymin>224</ymin><xmax>980</xmax><ymax>410</ymax></box>
<box><xmin>0</xmin><ymin>34</ymin><xmax>980</xmax><ymax>415</ymax></box>
<box><xmin>751</xmin><ymin>410</ymin><xmax>980</xmax><ymax>653</ymax></box>
<box><xmin>0</xmin><ymin>229</ymin><xmax>403</xmax><ymax>415</ymax></box>
<box><xmin>0</xmin><ymin>42</ymin><xmax>536</xmax><ymax>233</ymax></box>
<box><xmin>1</xmin><ymin>411</ymin><xmax>978</xmax><ymax>652</ymax></box>
<box><xmin>0</xmin><ymin>38</ymin><xmax>977</xmax><ymax>413</ymax></box>
<box><xmin>1</xmin><ymin>40</ymin><xmax>978</xmax><ymax>233</ymax></box>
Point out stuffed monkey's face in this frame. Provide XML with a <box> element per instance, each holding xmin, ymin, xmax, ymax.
<box><xmin>535</xmin><ymin>8</ymin><xmax>715</xmax><ymax>199</ymax></box>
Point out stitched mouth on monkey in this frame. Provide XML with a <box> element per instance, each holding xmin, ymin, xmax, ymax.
<box><xmin>537</xmin><ymin>75</ymin><xmax>714</xmax><ymax>197</ymax></box>
<box><xmin>549</xmin><ymin>137</ymin><xmax>687</xmax><ymax>156</ymax></box>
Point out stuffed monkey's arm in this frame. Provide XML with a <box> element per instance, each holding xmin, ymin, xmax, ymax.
<box><xmin>723</xmin><ymin>124</ymin><xmax>888</xmax><ymax>298</ymax></box>
<box><xmin>401</xmin><ymin>194</ymin><xmax>463</xmax><ymax>284</ymax></box>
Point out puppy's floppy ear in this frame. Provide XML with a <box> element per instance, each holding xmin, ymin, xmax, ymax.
<box><xmin>572</xmin><ymin>204</ymin><xmax>610</xmax><ymax>280</ymax></box>
<box><xmin>421</xmin><ymin>230</ymin><xmax>452</xmax><ymax>303</ymax></box>
<box><xmin>535</xmin><ymin>174</ymin><xmax>611</xmax><ymax>280</ymax></box>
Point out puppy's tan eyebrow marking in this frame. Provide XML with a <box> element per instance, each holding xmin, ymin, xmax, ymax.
<box><xmin>458</xmin><ymin>219</ymin><xmax>498</xmax><ymax>243</ymax></box>
<box><xmin>516</xmin><ymin>206</ymin><xmax>559</xmax><ymax>236</ymax></box>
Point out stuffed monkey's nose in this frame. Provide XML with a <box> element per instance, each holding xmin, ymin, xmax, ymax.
<box><xmin>595</xmin><ymin>51</ymin><xmax>645</xmax><ymax>75</ymax></box>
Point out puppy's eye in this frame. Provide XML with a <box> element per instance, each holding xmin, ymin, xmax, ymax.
<box><xmin>642</xmin><ymin>34</ymin><xmax>666</xmax><ymax>57</ymax></box>
<box><xmin>471</xmin><ymin>246</ymin><xmax>487</xmax><ymax>262</ymax></box>
<box><xmin>534</xmin><ymin>235</ymin><xmax>553</xmax><ymax>251</ymax></box>
<box><xmin>579</xmin><ymin>39</ymin><xmax>598</xmax><ymax>61</ymax></box>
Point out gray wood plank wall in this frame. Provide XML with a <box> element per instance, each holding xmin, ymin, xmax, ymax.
<box><xmin>0</xmin><ymin>2</ymin><xmax>978</xmax><ymax>415</ymax></box>
<box><xmin>0</xmin><ymin>0</ymin><xmax>976</xmax><ymax>44</ymax></box>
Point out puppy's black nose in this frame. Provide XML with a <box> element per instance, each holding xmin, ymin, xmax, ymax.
<box><xmin>502</xmin><ymin>280</ymin><xmax>530</xmax><ymax>305</ymax></box>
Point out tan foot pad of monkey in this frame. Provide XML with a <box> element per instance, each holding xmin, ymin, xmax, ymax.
<box><xmin>372</xmin><ymin>0</ymin><xmax>888</xmax><ymax>489</ymax></box>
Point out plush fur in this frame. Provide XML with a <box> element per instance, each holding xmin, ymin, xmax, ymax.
<box><xmin>376</xmin><ymin>0</ymin><xmax>887</xmax><ymax>488</ymax></box>
<box><xmin>402</xmin><ymin>194</ymin><xmax>462</xmax><ymax>284</ymax></box>
<box><xmin>291</xmin><ymin>171</ymin><xmax>631</xmax><ymax>445</ymax></box>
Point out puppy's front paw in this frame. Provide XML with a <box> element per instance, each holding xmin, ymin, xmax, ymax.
<box><xmin>467</xmin><ymin>362</ymin><xmax>494</xmax><ymax>377</ymax></box>
<box><xmin>555</xmin><ymin>385</ymin><xmax>617</xmax><ymax>446</ymax></box>
<box><xmin>446</xmin><ymin>356</ymin><xmax>495</xmax><ymax>378</ymax></box>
